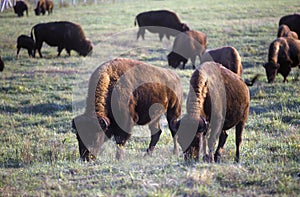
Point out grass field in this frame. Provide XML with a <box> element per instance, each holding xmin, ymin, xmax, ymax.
<box><xmin>0</xmin><ymin>0</ymin><xmax>299</xmax><ymax>196</ymax></box>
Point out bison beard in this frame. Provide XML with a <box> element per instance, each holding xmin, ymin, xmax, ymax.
<box><xmin>31</xmin><ymin>21</ymin><xmax>93</xmax><ymax>58</ymax></box>
<box><xmin>72</xmin><ymin>58</ymin><xmax>182</xmax><ymax>161</ymax></box>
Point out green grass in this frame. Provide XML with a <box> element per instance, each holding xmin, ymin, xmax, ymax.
<box><xmin>0</xmin><ymin>0</ymin><xmax>299</xmax><ymax>196</ymax></box>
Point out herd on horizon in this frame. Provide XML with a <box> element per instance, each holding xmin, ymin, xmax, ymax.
<box><xmin>0</xmin><ymin>1</ymin><xmax>299</xmax><ymax>163</ymax></box>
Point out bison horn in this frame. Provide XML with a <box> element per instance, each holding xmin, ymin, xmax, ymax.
<box><xmin>198</xmin><ymin>116</ymin><xmax>207</xmax><ymax>133</ymax></box>
<box><xmin>98</xmin><ymin>117</ymin><xmax>109</xmax><ymax>131</ymax></box>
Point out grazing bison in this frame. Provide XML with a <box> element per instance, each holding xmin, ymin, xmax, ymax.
<box><xmin>201</xmin><ymin>46</ymin><xmax>243</xmax><ymax>77</ymax></box>
<box><xmin>176</xmin><ymin>62</ymin><xmax>250</xmax><ymax>163</ymax></box>
<box><xmin>0</xmin><ymin>56</ymin><xmax>4</xmax><ymax>72</ymax></box>
<box><xmin>264</xmin><ymin>37</ymin><xmax>300</xmax><ymax>83</ymax></box>
<box><xmin>13</xmin><ymin>1</ymin><xmax>28</xmax><ymax>17</ymax></box>
<box><xmin>135</xmin><ymin>10</ymin><xmax>190</xmax><ymax>41</ymax></box>
<box><xmin>72</xmin><ymin>58</ymin><xmax>183</xmax><ymax>161</ymax></box>
<box><xmin>34</xmin><ymin>0</ymin><xmax>54</xmax><ymax>15</ymax></box>
<box><xmin>31</xmin><ymin>21</ymin><xmax>93</xmax><ymax>58</ymax></box>
<box><xmin>279</xmin><ymin>14</ymin><xmax>300</xmax><ymax>39</ymax></box>
<box><xmin>16</xmin><ymin>35</ymin><xmax>35</xmax><ymax>58</ymax></box>
<box><xmin>277</xmin><ymin>24</ymin><xmax>298</xmax><ymax>39</ymax></box>
<box><xmin>167</xmin><ymin>30</ymin><xmax>207</xmax><ymax>69</ymax></box>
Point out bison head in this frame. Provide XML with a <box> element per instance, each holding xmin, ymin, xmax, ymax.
<box><xmin>263</xmin><ymin>62</ymin><xmax>280</xmax><ymax>83</ymax></box>
<box><xmin>167</xmin><ymin>52</ymin><xmax>187</xmax><ymax>69</ymax></box>
<box><xmin>78</xmin><ymin>40</ymin><xmax>93</xmax><ymax>57</ymax></box>
<box><xmin>72</xmin><ymin>114</ymin><xmax>110</xmax><ymax>161</ymax></box>
<box><xmin>176</xmin><ymin>115</ymin><xmax>207</xmax><ymax>161</ymax></box>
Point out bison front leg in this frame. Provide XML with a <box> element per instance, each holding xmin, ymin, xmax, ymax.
<box><xmin>235</xmin><ymin>122</ymin><xmax>244</xmax><ymax>163</ymax></box>
<box><xmin>114</xmin><ymin>132</ymin><xmax>131</xmax><ymax>160</ymax></box>
<box><xmin>214</xmin><ymin>130</ymin><xmax>228</xmax><ymax>163</ymax></box>
<box><xmin>147</xmin><ymin>122</ymin><xmax>162</xmax><ymax>155</ymax></box>
<box><xmin>57</xmin><ymin>46</ymin><xmax>64</xmax><ymax>57</ymax></box>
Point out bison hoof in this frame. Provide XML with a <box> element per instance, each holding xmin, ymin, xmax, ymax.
<box><xmin>203</xmin><ymin>154</ymin><xmax>213</xmax><ymax>163</ymax></box>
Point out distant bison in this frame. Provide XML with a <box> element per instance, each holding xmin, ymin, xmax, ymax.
<box><xmin>167</xmin><ymin>30</ymin><xmax>207</xmax><ymax>69</ymax></box>
<box><xmin>16</xmin><ymin>35</ymin><xmax>35</xmax><ymax>58</ymax></box>
<box><xmin>34</xmin><ymin>0</ymin><xmax>54</xmax><ymax>15</ymax></box>
<box><xmin>176</xmin><ymin>62</ymin><xmax>250</xmax><ymax>163</ymax></box>
<box><xmin>72</xmin><ymin>58</ymin><xmax>183</xmax><ymax>161</ymax></box>
<box><xmin>264</xmin><ymin>37</ymin><xmax>300</xmax><ymax>83</ymax></box>
<box><xmin>277</xmin><ymin>24</ymin><xmax>298</xmax><ymax>39</ymax></box>
<box><xmin>278</xmin><ymin>14</ymin><xmax>300</xmax><ymax>39</ymax></box>
<box><xmin>13</xmin><ymin>1</ymin><xmax>28</xmax><ymax>17</ymax></box>
<box><xmin>201</xmin><ymin>46</ymin><xmax>243</xmax><ymax>76</ymax></box>
<box><xmin>135</xmin><ymin>10</ymin><xmax>190</xmax><ymax>41</ymax></box>
<box><xmin>31</xmin><ymin>21</ymin><xmax>93</xmax><ymax>58</ymax></box>
<box><xmin>0</xmin><ymin>56</ymin><xmax>4</xmax><ymax>72</ymax></box>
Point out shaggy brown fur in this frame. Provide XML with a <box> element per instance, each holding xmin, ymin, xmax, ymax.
<box><xmin>201</xmin><ymin>46</ymin><xmax>243</xmax><ymax>77</ymax></box>
<box><xmin>167</xmin><ymin>30</ymin><xmax>207</xmax><ymax>69</ymax></box>
<box><xmin>16</xmin><ymin>35</ymin><xmax>35</xmax><ymax>58</ymax></box>
<box><xmin>277</xmin><ymin>24</ymin><xmax>298</xmax><ymax>39</ymax></box>
<box><xmin>264</xmin><ymin>37</ymin><xmax>300</xmax><ymax>83</ymax></box>
<box><xmin>135</xmin><ymin>10</ymin><xmax>190</xmax><ymax>41</ymax></box>
<box><xmin>72</xmin><ymin>58</ymin><xmax>183</xmax><ymax>161</ymax></box>
<box><xmin>0</xmin><ymin>56</ymin><xmax>4</xmax><ymax>72</ymax></box>
<box><xmin>279</xmin><ymin>14</ymin><xmax>300</xmax><ymax>39</ymax></box>
<box><xmin>176</xmin><ymin>62</ymin><xmax>250</xmax><ymax>163</ymax></box>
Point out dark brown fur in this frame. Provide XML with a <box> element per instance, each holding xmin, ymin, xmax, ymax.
<box><xmin>279</xmin><ymin>14</ymin><xmax>300</xmax><ymax>39</ymax></box>
<box><xmin>31</xmin><ymin>21</ymin><xmax>93</xmax><ymax>58</ymax></box>
<box><xmin>277</xmin><ymin>24</ymin><xmax>298</xmax><ymax>39</ymax></box>
<box><xmin>34</xmin><ymin>0</ymin><xmax>54</xmax><ymax>15</ymax></box>
<box><xmin>0</xmin><ymin>56</ymin><xmax>4</xmax><ymax>72</ymax></box>
<box><xmin>16</xmin><ymin>35</ymin><xmax>35</xmax><ymax>58</ymax></box>
<box><xmin>135</xmin><ymin>10</ymin><xmax>190</xmax><ymax>41</ymax></box>
<box><xmin>13</xmin><ymin>1</ymin><xmax>28</xmax><ymax>17</ymax></box>
<box><xmin>264</xmin><ymin>37</ymin><xmax>300</xmax><ymax>83</ymax></box>
<box><xmin>72</xmin><ymin>58</ymin><xmax>183</xmax><ymax>161</ymax></box>
<box><xmin>167</xmin><ymin>30</ymin><xmax>207</xmax><ymax>69</ymax></box>
<box><xmin>177</xmin><ymin>62</ymin><xmax>250</xmax><ymax>163</ymax></box>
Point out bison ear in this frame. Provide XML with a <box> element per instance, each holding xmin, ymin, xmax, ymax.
<box><xmin>98</xmin><ymin>117</ymin><xmax>110</xmax><ymax>131</ymax></box>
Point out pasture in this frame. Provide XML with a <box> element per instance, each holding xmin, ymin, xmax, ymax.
<box><xmin>0</xmin><ymin>0</ymin><xmax>299</xmax><ymax>196</ymax></box>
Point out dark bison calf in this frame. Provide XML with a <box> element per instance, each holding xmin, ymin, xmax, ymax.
<box><xmin>13</xmin><ymin>1</ymin><xmax>28</xmax><ymax>17</ymax></box>
<box><xmin>279</xmin><ymin>14</ymin><xmax>300</xmax><ymax>39</ymax></box>
<box><xmin>31</xmin><ymin>21</ymin><xmax>93</xmax><ymax>58</ymax></box>
<box><xmin>72</xmin><ymin>58</ymin><xmax>183</xmax><ymax>161</ymax></box>
<box><xmin>264</xmin><ymin>37</ymin><xmax>300</xmax><ymax>83</ymax></box>
<box><xmin>176</xmin><ymin>62</ymin><xmax>250</xmax><ymax>163</ymax></box>
<box><xmin>16</xmin><ymin>35</ymin><xmax>35</xmax><ymax>58</ymax></box>
<box><xmin>167</xmin><ymin>30</ymin><xmax>207</xmax><ymax>69</ymax></box>
<box><xmin>135</xmin><ymin>10</ymin><xmax>190</xmax><ymax>41</ymax></box>
<box><xmin>34</xmin><ymin>0</ymin><xmax>54</xmax><ymax>15</ymax></box>
<box><xmin>0</xmin><ymin>56</ymin><xmax>4</xmax><ymax>72</ymax></box>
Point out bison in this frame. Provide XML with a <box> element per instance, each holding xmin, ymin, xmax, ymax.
<box><xmin>167</xmin><ymin>30</ymin><xmax>207</xmax><ymax>69</ymax></box>
<box><xmin>0</xmin><ymin>56</ymin><xmax>4</xmax><ymax>72</ymax></box>
<box><xmin>34</xmin><ymin>0</ymin><xmax>54</xmax><ymax>15</ymax></box>
<box><xmin>16</xmin><ymin>35</ymin><xmax>35</xmax><ymax>58</ymax></box>
<box><xmin>135</xmin><ymin>10</ymin><xmax>190</xmax><ymax>41</ymax></box>
<box><xmin>72</xmin><ymin>58</ymin><xmax>183</xmax><ymax>161</ymax></box>
<box><xmin>201</xmin><ymin>46</ymin><xmax>243</xmax><ymax>77</ymax></box>
<box><xmin>13</xmin><ymin>1</ymin><xmax>28</xmax><ymax>17</ymax></box>
<box><xmin>31</xmin><ymin>21</ymin><xmax>93</xmax><ymax>58</ymax></box>
<box><xmin>278</xmin><ymin>14</ymin><xmax>300</xmax><ymax>39</ymax></box>
<box><xmin>264</xmin><ymin>37</ymin><xmax>300</xmax><ymax>83</ymax></box>
<box><xmin>277</xmin><ymin>24</ymin><xmax>298</xmax><ymax>39</ymax></box>
<box><xmin>176</xmin><ymin>62</ymin><xmax>250</xmax><ymax>163</ymax></box>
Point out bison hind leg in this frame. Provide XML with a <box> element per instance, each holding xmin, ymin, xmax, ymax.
<box><xmin>137</xmin><ymin>27</ymin><xmax>145</xmax><ymax>40</ymax></box>
<box><xmin>214</xmin><ymin>130</ymin><xmax>228</xmax><ymax>163</ymax></box>
<box><xmin>146</xmin><ymin>122</ymin><xmax>162</xmax><ymax>155</ymax></box>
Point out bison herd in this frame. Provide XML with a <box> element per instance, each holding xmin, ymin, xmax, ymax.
<box><xmin>1</xmin><ymin>8</ymin><xmax>299</xmax><ymax>163</ymax></box>
<box><xmin>13</xmin><ymin>0</ymin><xmax>53</xmax><ymax>17</ymax></box>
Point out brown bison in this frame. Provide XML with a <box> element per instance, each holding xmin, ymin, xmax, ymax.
<box><xmin>277</xmin><ymin>24</ymin><xmax>298</xmax><ymax>39</ymax></box>
<box><xmin>16</xmin><ymin>35</ymin><xmax>35</xmax><ymax>58</ymax></box>
<box><xmin>31</xmin><ymin>21</ymin><xmax>93</xmax><ymax>58</ymax></box>
<box><xmin>34</xmin><ymin>0</ymin><xmax>54</xmax><ymax>15</ymax></box>
<box><xmin>0</xmin><ymin>56</ymin><xmax>4</xmax><ymax>72</ymax></box>
<box><xmin>201</xmin><ymin>46</ymin><xmax>243</xmax><ymax>77</ymax></box>
<box><xmin>167</xmin><ymin>30</ymin><xmax>207</xmax><ymax>69</ymax></box>
<box><xmin>278</xmin><ymin>14</ymin><xmax>300</xmax><ymax>39</ymax></box>
<box><xmin>72</xmin><ymin>58</ymin><xmax>183</xmax><ymax>161</ymax></box>
<box><xmin>135</xmin><ymin>10</ymin><xmax>190</xmax><ymax>41</ymax></box>
<box><xmin>13</xmin><ymin>1</ymin><xmax>28</xmax><ymax>17</ymax></box>
<box><xmin>264</xmin><ymin>37</ymin><xmax>300</xmax><ymax>83</ymax></box>
<box><xmin>176</xmin><ymin>62</ymin><xmax>250</xmax><ymax>163</ymax></box>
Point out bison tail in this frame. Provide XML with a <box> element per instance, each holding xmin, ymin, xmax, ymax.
<box><xmin>244</xmin><ymin>74</ymin><xmax>260</xmax><ymax>86</ymax></box>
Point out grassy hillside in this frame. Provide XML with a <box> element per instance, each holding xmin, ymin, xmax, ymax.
<box><xmin>0</xmin><ymin>0</ymin><xmax>299</xmax><ymax>196</ymax></box>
